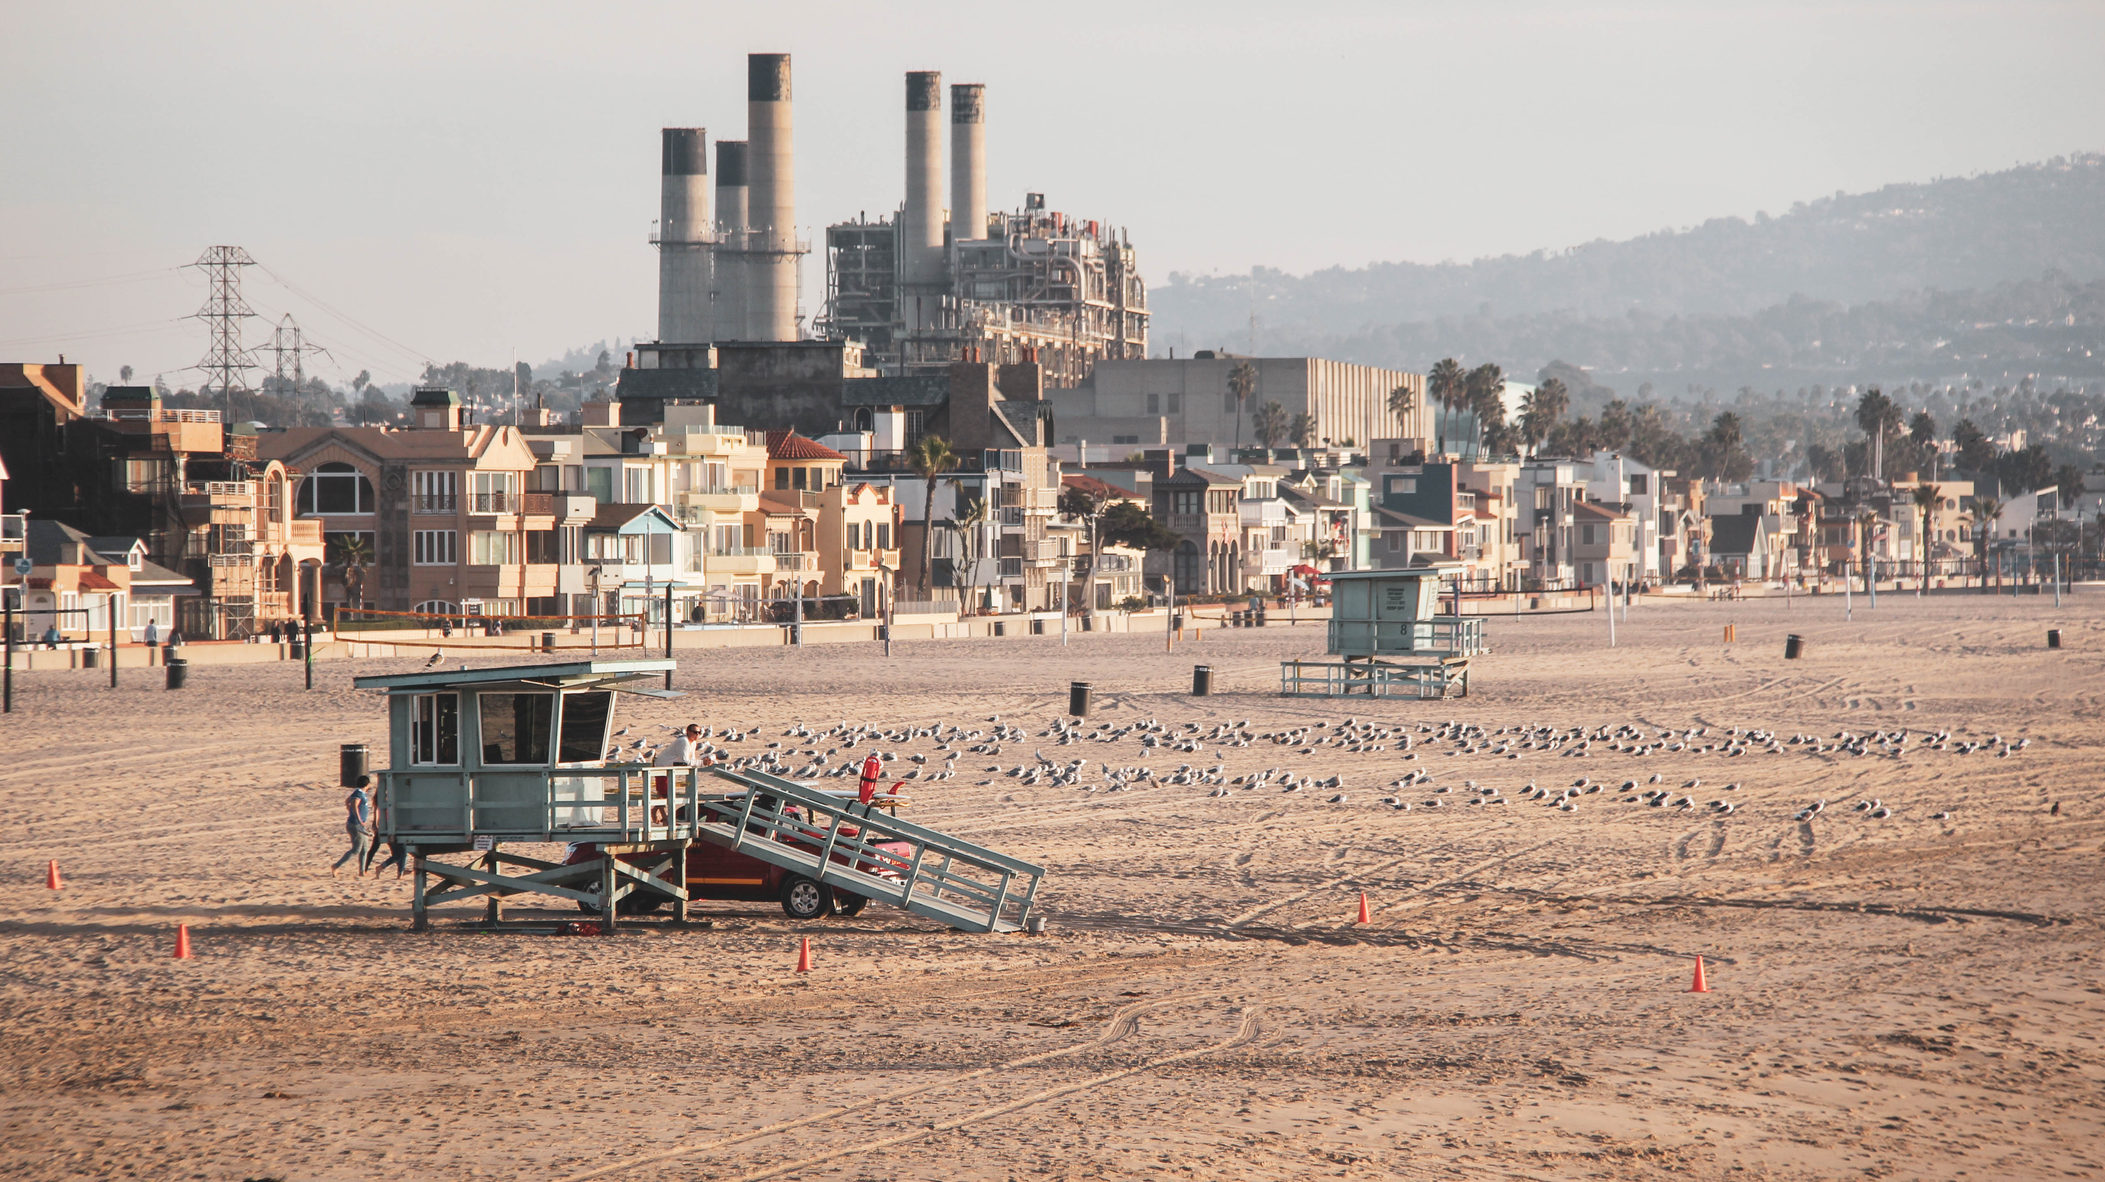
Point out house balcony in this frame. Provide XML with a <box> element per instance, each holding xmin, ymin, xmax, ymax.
<box><xmin>675</xmin><ymin>485</ymin><xmax>759</xmax><ymax>515</ymax></box>
<box><xmin>411</xmin><ymin>494</ymin><xmax>458</xmax><ymax>515</ymax></box>
<box><xmin>769</xmin><ymin>551</ymin><xmax>810</xmax><ymax>572</ymax></box>
<box><xmin>0</xmin><ymin>513</ymin><xmax>24</xmax><ymax>554</ymax></box>
<box><xmin>467</xmin><ymin>492</ymin><xmax>518</xmax><ymax>515</ymax></box>
<box><xmin>704</xmin><ymin>547</ymin><xmax>777</xmax><ymax>575</ymax></box>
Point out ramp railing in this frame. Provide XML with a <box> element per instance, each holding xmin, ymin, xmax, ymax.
<box><xmin>698</xmin><ymin>767</ymin><xmax>1045</xmax><ymax>933</ymax></box>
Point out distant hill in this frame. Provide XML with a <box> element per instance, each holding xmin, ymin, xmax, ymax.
<box><xmin>1153</xmin><ymin>154</ymin><xmax>2105</xmax><ymax>391</ymax></box>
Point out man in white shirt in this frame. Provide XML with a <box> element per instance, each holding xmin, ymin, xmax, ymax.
<box><xmin>659</xmin><ymin>724</ymin><xmax>704</xmax><ymax>766</ymax></box>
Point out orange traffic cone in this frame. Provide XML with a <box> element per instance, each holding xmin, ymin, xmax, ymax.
<box><xmin>173</xmin><ymin>924</ymin><xmax>193</xmax><ymax>960</ymax></box>
<box><xmin>46</xmin><ymin>860</ymin><xmax>61</xmax><ymax>890</ymax></box>
<box><xmin>1356</xmin><ymin>891</ymin><xmax>1371</xmax><ymax>924</ymax></box>
<box><xmin>1688</xmin><ymin>954</ymin><xmax>1709</xmax><ymax>993</ymax></box>
<box><xmin>794</xmin><ymin>936</ymin><xmax>812</xmax><ymax>973</ymax></box>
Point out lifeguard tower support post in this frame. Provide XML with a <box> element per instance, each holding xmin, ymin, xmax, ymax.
<box><xmin>352</xmin><ymin>658</ymin><xmax>1044</xmax><ymax>934</ymax></box>
<box><xmin>1280</xmin><ymin>564</ymin><xmax>1485</xmax><ymax>698</ymax></box>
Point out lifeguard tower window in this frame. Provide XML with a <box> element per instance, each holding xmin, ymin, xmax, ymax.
<box><xmin>411</xmin><ymin>692</ymin><xmax>460</xmax><ymax>765</ymax></box>
<box><xmin>480</xmin><ymin>693</ymin><xmax>554</xmax><ymax>765</ymax></box>
<box><xmin>557</xmin><ymin>691</ymin><xmax>613</xmax><ymax>763</ymax></box>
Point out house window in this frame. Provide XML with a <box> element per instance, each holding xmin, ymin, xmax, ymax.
<box><xmin>410</xmin><ymin>692</ymin><xmax>460</xmax><ymax>765</ymax></box>
<box><xmin>1146</xmin><ymin>394</ymin><xmax>1160</xmax><ymax>414</ymax></box>
<box><xmin>775</xmin><ymin>467</ymin><xmax>790</xmax><ymax>490</ymax></box>
<box><xmin>878</xmin><ymin>523</ymin><xmax>892</xmax><ymax>550</ymax></box>
<box><xmin>299</xmin><ymin>462</ymin><xmax>373</xmax><ymax>515</ymax></box>
<box><xmin>527</xmin><ymin>530</ymin><xmax>559</xmax><ymax>564</ymax></box>
<box><xmin>1171</xmin><ymin>491</ymin><xmax>1200</xmax><ymax>515</ymax></box>
<box><xmin>478</xmin><ymin>692</ymin><xmax>554</xmax><ymax>765</ymax></box>
<box><xmin>1387</xmin><ymin>533</ymin><xmax>1402</xmax><ymax>552</ymax></box>
<box><xmin>1581</xmin><ymin>524</ymin><xmax>1596</xmax><ymax>546</ymax></box>
<box><xmin>469</xmin><ymin>530</ymin><xmax>518</xmax><ymax>565</ymax></box>
<box><xmin>412</xmin><ymin>471</ymin><xmax>457</xmax><ymax>514</ymax></box>
<box><xmin>413</xmin><ymin>530</ymin><xmax>457</xmax><ymax>565</ymax></box>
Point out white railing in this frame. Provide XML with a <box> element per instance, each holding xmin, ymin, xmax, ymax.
<box><xmin>104</xmin><ymin>408</ymin><xmax>222</xmax><ymax>424</ymax></box>
<box><xmin>186</xmin><ymin>481</ymin><xmax>254</xmax><ymax>497</ymax></box>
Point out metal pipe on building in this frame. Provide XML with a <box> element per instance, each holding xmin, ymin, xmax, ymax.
<box><xmin>745</xmin><ymin>53</ymin><xmax>799</xmax><ymax>341</ymax></box>
<box><xmin>713</xmin><ymin>139</ymin><xmax>749</xmax><ymax>342</ymax></box>
<box><xmin>656</xmin><ymin>127</ymin><xmax>713</xmax><ymax>344</ymax></box>
<box><xmin>950</xmin><ymin>83</ymin><xmax>986</xmax><ymax>243</ymax></box>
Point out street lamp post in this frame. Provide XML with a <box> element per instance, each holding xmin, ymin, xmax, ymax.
<box><xmin>587</xmin><ymin>566</ymin><xmax>603</xmax><ymax>655</ymax></box>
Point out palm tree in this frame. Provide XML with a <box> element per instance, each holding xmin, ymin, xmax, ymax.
<box><xmin>1520</xmin><ymin>377</ymin><xmax>1567</xmax><ymax>456</ymax></box>
<box><xmin>1464</xmin><ymin>364</ymin><xmax>1505</xmax><ymax>456</ymax></box>
<box><xmin>906</xmin><ymin>435</ymin><xmax>958</xmax><ymax>595</ymax></box>
<box><xmin>1426</xmin><ymin>358</ymin><xmax>1466</xmax><ymax>457</ymax></box>
<box><xmin>334</xmin><ymin>534</ymin><xmax>374</xmax><ymax>617</ymax></box>
<box><xmin>1227</xmin><ymin>361</ymin><xmax>1257</xmax><ymax>452</ymax></box>
<box><xmin>1855</xmin><ymin>388</ymin><xmax>1903</xmax><ymax>480</ymax></box>
<box><xmin>1911</xmin><ymin>483</ymin><xmax>1941</xmax><ymax>592</ymax></box>
<box><xmin>1058</xmin><ymin>480</ymin><xmax>1111</xmax><ymax>613</ymax></box>
<box><xmin>1253</xmin><ymin>401</ymin><xmax>1289</xmax><ymax>454</ymax></box>
<box><xmin>1971</xmin><ymin>494</ymin><xmax>2004</xmax><ymax>592</ymax></box>
<box><xmin>1386</xmin><ymin>381</ymin><xmax>1418</xmax><ymax>445</ymax></box>
<box><xmin>1288</xmin><ymin>412</ymin><xmax>1316</xmax><ymax>451</ymax></box>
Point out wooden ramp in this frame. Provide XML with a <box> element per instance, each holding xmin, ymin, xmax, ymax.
<box><xmin>698</xmin><ymin>768</ymin><xmax>1046</xmax><ymax>934</ymax></box>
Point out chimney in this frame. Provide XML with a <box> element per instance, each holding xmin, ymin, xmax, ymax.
<box><xmin>713</xmin><ymin>139</ymin><xmax>748</xmax><ymax>342</ymax></box>
<box><xmin>950</xmin><ymin>83</ymin><xmax>986</xmax><ymax>243</ymax></box>
<box><xmin>411</xmin><ymin>387</ymin><xmax>462</xmax><ymax>431</ymax></box>
<box><xmin>745</xmin><ymin>53</ymin><xmax>799</xmax><ymax>342</ymax></box>
<box><xmin>656</xmin><ymin>127</ymin><xmax>713</xmax><ymax>344</ymax></box>
<box><xmin>903</xmin><ymin>71</ymin><xmax>945</xmax><ymax>290</ymax></box>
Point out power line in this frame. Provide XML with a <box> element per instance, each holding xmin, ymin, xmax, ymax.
<box><xmin>253</xmin><ymin>263</ymin><xmax>435</xmax><ymax>372</ymax></box>
<box><xmin>0</xmin><ymin>266</ymin><xmax>185</xmax><ymax>298</ymax></box>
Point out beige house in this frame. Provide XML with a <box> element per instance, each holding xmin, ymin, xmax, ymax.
<box><xmin>1572</xmin><ymin>499</ymin><xmax>1639</xmax><ymax>588</ymax></box>
<box><xmin>260</xmin><ymin>389</ymin><xmax>557</xmax><ymax>620</ymax></box>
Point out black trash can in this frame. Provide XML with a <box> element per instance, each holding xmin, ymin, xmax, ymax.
<box><xmin>2047</xmin><ymin>629</ymin><xmax>2062</xmax><ymax>649</ymax></box>
<box><xmin>1081</xmin><ymin>614</ymin><xmax>1094</xmax><ymax>632</ymax></box>
<box><xmin>1172</xmin><ymin>613</ymin><xmax>1185</xmax><ymax>632</ymax></box>
<box><xmin>993</xmin><ymin>621</ymin><xmax>1006</xmax><ymax>637</ymax></box>
<box><xmin>1069</xmin><ymin>680</ymin><xmax>1091</xmax><ymax>717</ymax></box>
<box><xmin>340</xmin><ymin>743</ymin><xmax>370</xmax><ymax>788</ymax></box>
<box><xmin>1784</xmin><ymin>634</ymin><xmax>1805</xmax><ymax>660</ymax></box>
<box><xmin>82</xmin><ymin>646</ymin><xmax>99</xmax><ymax>669</ymax></box>
<box><xmin>1192</xmin><ymin>665</ymin><xmax>1213</xmax><ymax>696</ymax></box>
<box><xmin>288</xmin><ymin>634</ymin><xmax>305</xmax><ymax>658</ymax></box>
<box><xmin>1031</xmin><ymin>618</ymin><xmax>1045</xmax><ymax>635</ymax></box>
<box><xmin>542</xmin><ymin>631</ymin><xmax>556</xmax><ymax>653</ymax></box>
<box><xmin>165</xmin><ymin>657</ymin><xmax>188</xmax><ymax>689</ymax></box>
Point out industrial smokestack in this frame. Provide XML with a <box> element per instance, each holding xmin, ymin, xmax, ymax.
<box><xmin>745</xmin><ymin>53</ymin><xmax>799</xmax><ymax>342</ymax></box>
<box><xmin>902</xmin><ymin>71</ymin><xmax>945</xmax><ymax>330</ymax></box>
<box><xmin>656</xmin><ymin>127</ymin><xmax>713</xmax><ymax>344</ymax></box>
<box><xmin>713</xmin><ymin>139</ymin><xmax>749</xmax><ymax>342</ymax></box>
<box><xmin>950</xmin><ymin>83</ymin><xmax>986</xmax><ymax>243</ymax></box>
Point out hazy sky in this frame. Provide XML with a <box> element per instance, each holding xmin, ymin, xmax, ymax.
<box><xmin>4</xmin><ymin>0</ymin><xmax>2101</xmax><ymax>389</ymax></box>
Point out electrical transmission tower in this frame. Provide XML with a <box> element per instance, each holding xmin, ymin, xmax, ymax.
<box><xmin>189</xmin><ymin>246</ymin><xmax>259</xmax><ymax>415</ymax></box>
<box><xmin>265</xmin><ymin>313</ymin><xmax>331</xmax><ymax>396</ymax></box>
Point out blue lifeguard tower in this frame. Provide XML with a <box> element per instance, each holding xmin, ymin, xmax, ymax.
<box><xmin>353</xmin><ymin>658</ymin><xmax>1043</xmax><ymax>933</ymax></box>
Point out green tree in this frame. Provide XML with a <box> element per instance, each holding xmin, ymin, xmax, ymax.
<box><xmin>1911</xmin><ymin>483</ymin><xmax>1941</xmax><ymax>591</ymax></box>
<box><xmin>1253</xmin><ymin>401</ymin><xmax>1289</xmax><ymax>452</ymax></box>
<box><xmin>2053</xmin><ymin>464</ymin><xmax>2085</xmax><ymax>510</ymax></box>
<box><xmin>1951</xmin><ymin>419</ymin><xmax>1996</xmax><ymax>472</ymax></box>
<box><xmin>1426</xmin><ymin>357</ymin><xmax>1466</xmax><ymax>456</ymax></box>
<box><xmin>1971</xmin><ymin>494</ymin><xmax>2005</xmax><ymax>591</ymax></box>
<box><xmin>1098</xmin><ymin>500</ymin><xmax>1181</xmax><ymax>552</ymax></box>
<box><xmin>906</xmin><ymin>435</ymin><xmax>959</xmax><ymax>594</ymax></box>
<box><xmin>1227</xmin><ymin>361</ymin><xmax>1257</xmax><ymax>451</ymax></box>
<box><xmin>1386</xmin><ymin>381</ymin><xmax>1418</xmax><ymax>443</ymax></box>
<box><xmin>1464</xmin><ymin>363</ymin><xmax>1506</xmax><ymax>455</ymax></box>
<box><xmin>1519</xmin><ymin>377</ymin><xmax>1567</xmax><ymax>455</ymax></box>
<box><xmin>1288</xmin><ymin>412</ymin><xmax>1316</xmax><ymax>449</ymax></box>
<box><xmin>1855</xmin><ymin>388</ymin><xmax>1903</xmax><ymax>479</ymax></box>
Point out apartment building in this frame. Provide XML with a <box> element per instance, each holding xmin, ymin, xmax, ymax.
<box><xmin>1572</xmin><ymin>500</ymin><xmax>1639</xmax><ymax>587</ymax></box>
<box><xmin>260</xmin><ymin>388</ymin><xmax>557</xmax><ymax>620</ymax></box>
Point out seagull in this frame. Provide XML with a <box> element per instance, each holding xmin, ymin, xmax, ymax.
<box><xmin>423</xmin><ymin>652</ymin><xmax>443</xmax><ymax>669</ymax></box>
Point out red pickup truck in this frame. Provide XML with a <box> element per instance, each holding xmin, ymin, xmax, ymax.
<box><xmin>566</xmin><ymin>790</ymin><xmax>913</xmax><ymax>920</ymax></box>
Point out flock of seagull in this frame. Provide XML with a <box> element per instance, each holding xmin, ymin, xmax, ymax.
<box><xmin>616</xmin><ymin>712</ymin><xmax>2026</xmax><ymax>828</ymax></box>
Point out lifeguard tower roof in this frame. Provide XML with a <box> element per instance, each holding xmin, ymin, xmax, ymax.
<box><xmin>353</xmin><ymin>658</ymin><xmax>679</xmax><ymax>696</ymax></box>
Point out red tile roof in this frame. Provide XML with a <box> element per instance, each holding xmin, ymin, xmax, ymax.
<box><xmin>766</xmin><ymin>430</ymin><xmax>847</xmax><ymax>461</ymax></box>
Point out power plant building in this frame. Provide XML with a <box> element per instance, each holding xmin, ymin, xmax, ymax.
<box><xmin>646</xmin><ymin>58</ymin><xmax>1148</xmax><ymax>419</ymax></box>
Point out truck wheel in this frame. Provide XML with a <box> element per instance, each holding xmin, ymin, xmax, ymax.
<box><xmin>779</xmin><ymin>874</ymin><xmax>834</xmax><ymax>920</ymax></box>
<box><xmin>834</xmin><ymin>892</ymin><xmax>869</xmax><ymax>918</ymax></box>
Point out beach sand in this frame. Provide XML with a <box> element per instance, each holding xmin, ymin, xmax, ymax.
<box><xmin>2</xmin><ymin>592</ymin><xmax>2101</xmax><ymax>1180</ymax></box>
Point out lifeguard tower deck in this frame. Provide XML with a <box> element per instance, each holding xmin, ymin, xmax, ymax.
<box><xmin>352</xmin><ymin>659</ymin><xmax>1044</xmax><ymax>934</ymax></box>
<box><xmin>1280</xmin><ymin>566</ymin><xmax>1485</xmax><ymax>698</ymax></box>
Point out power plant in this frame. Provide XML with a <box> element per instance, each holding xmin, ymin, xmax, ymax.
<box><xmin>650</xmin><ymin>54</ymin><xmax>1148</xmax><ymax>387</ymax></box>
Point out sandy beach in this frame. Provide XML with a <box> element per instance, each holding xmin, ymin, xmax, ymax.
<box><xmin>2</xmin><ymin>592</ymin><xmax>2101</xmax><ymax>1181</ymax></box>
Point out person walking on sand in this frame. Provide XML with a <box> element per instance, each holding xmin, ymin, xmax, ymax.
<box><xmin>333</xmin><ymin>776</ymin><xmax>373</xmax><ymax>877</ymax></box>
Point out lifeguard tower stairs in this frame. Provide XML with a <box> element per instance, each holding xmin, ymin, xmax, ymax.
<box><xmin>353</xmin><ymin>659</ymin><xmax>1043</xmax><ymax>934</ymax></box>
<box><xmin>1281</xmin><ymin>566</ymin><xmax>1485</xmax><ymax>698</ymax></box>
